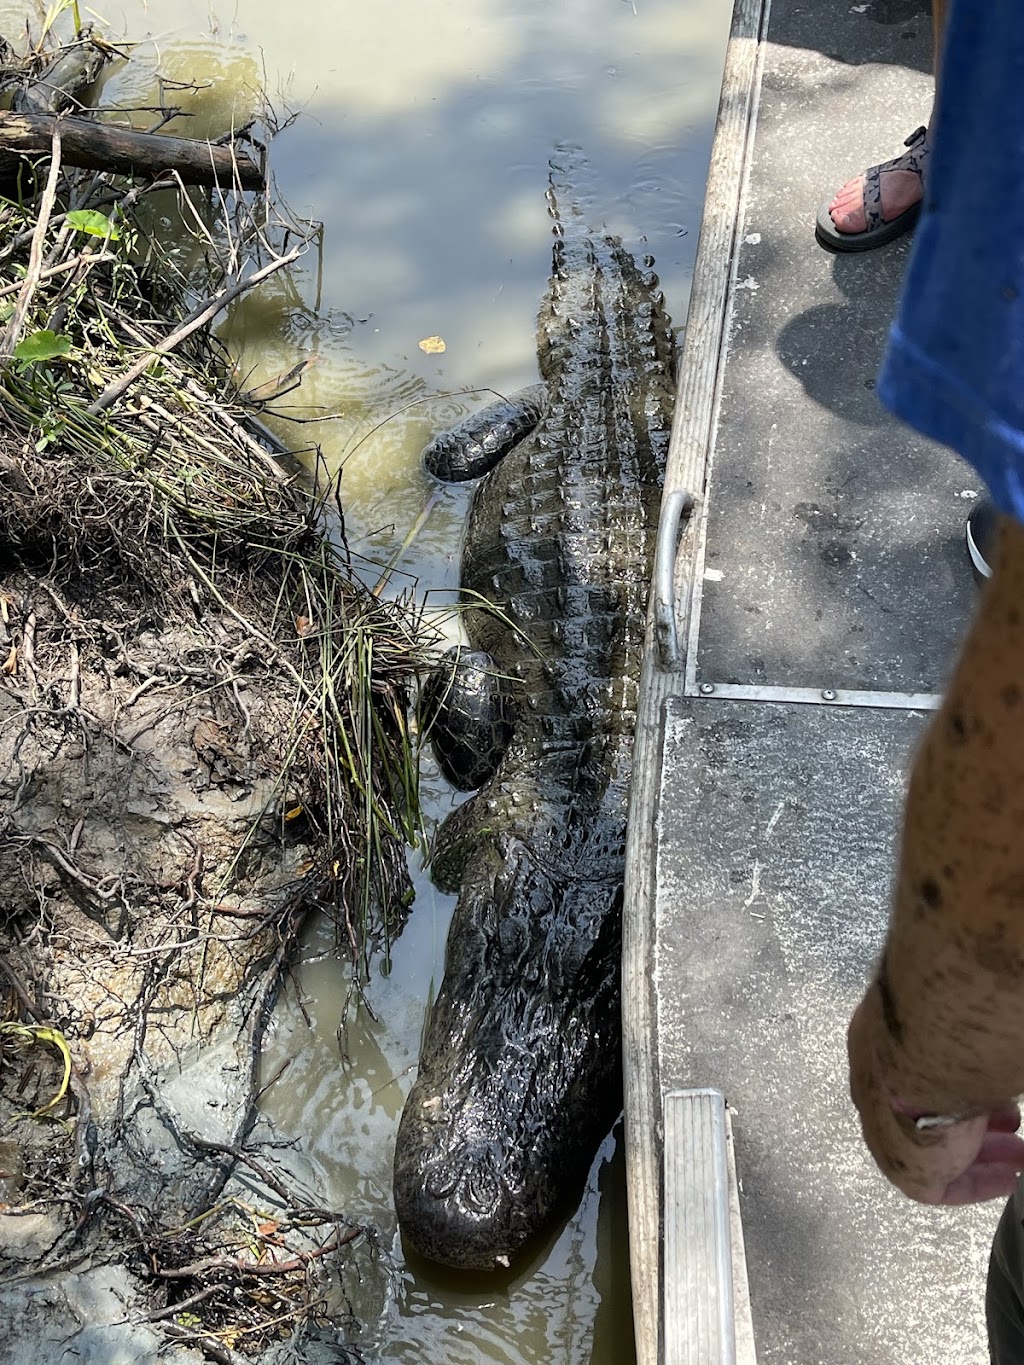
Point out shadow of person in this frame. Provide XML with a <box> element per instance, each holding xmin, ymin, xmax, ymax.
<box><xmin>775</xmin><ymin>244</ymin><xmax>914</xmax><ymax>426</ymax></box>
<box><xmin>768</xmin><ymin>0</ymin><xmax>933</xmax><ymax>75</ymax></box>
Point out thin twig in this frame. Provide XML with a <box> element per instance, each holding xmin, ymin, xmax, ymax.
<box><xmin>88</xmin><ymin>248</ymin><xmax>302</xmax><ymax>414</ymax></box>
<box><xmin>0</xmin><ymin>122</ymin><xmax>61</xmax><ymax>358</ymax></box>
<box><xmin>159</xmin><ymin>1323</ymin><xmax>250</xmax><ymax>1365</ymax></box>
<box><xmin>0</xmin><ymin>953</ymin><xmax>44</xmax><ymax>1021</ymax></box>
<box><xmin>154</xmin><ymin>1233</ymin><xmax>350</xmax><ymax>1280</ymax></box>
<box><xmin>144</xmin><ymin>1283</ymin><xmax>219</xmax><ymax>1322</ymax></box>
<box><xmin>0</xmin><ymin>248</ymin><xmax>114</xmax><ymax>299</ymax></box>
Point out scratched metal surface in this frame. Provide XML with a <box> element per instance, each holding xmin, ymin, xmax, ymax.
<box><xmin>692</xmin><ymin>0</ymin><xmax>975</xmax><ymax>697</ymax></box>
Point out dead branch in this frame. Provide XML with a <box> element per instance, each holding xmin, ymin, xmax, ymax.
<box><xmin>0</xmin><ymin>123</ymin><xmax>61</xmax><ymax>357</ymax></box>
<box><xmin>159</xmin><ymin>1323</ymin><xmax>251</xmax><ymax>1365</ymax></box>
<box><xmin>154</xmin><ymin>1231</ymin><xmax>355</xmax><ymax>1280</ymax></box>
<box><xmin>89</xmin><ymin>247</ymin><xmax>301</xmax><ymax>414</ymax></box>
<box><xmin>144</xmin><ymin>1285</ymin><xmax>220</xmax><ymax>1323</ymax></box>
<box><xmin>11</xmin><ymin>39</ymin><xmax>108</xmax><ymax>115</ymax></box>
<box><xmin>0</xmin><ymin>112</ymin><xmax>265</xmax><ymax>190</ymax></box>
<box><xmin>0</xmin><ymin>952</ymin><xmax>43</xmax><ymax>1019</ymax></box>
<box><xmin>0</xmin><ymin>247</ymin><xmax>115</xmax><ymax>298</ymax></box>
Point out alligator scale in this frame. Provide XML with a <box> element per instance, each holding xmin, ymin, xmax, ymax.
<box><xmin>394</xmin><ymin>189</ymin><xmax>676</xmax><ymax>1270</ymax></box>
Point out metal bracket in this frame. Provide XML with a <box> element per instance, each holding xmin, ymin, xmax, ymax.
<box><xmin>654</xmin><ymin>489</ymin><xmax>696</xmax><ymax>671</ymax></box>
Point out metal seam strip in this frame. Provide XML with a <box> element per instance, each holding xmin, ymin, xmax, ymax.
<box><xmin>684</xmin><ymin>681</ymin><xmax>942</xmax><ymax>711</ymax></box>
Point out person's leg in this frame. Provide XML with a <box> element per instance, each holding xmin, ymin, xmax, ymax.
<box><xmin>987</xmin><ymin>1182</ymin><xmax>1024</xmax><ymax>1363</ymax></box>
<box><xmin>932</xmin><ymin>0</ymin><xmax>947</xmax><ymax>91</ymax></box>
<box><xmin>821</xmin><ymin>0</ymin><xmax>946</xmax><ymax>241</ymax></box>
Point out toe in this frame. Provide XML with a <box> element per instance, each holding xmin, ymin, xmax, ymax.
<box><xmin>828</xmin><ymin>174</ymin><xmax>863</xmax><ymax>210</ymax></box>
<box><xmin>828</xmin><ymin>178</ymin><xmax>868</xmax><ymax>234</ymax></box>
<box><xmin>826</xmin><ymin>164</ymin><xmax>925</xmax><ymax>237</ymax></box>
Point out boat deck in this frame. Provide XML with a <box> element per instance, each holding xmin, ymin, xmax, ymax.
<box><xmin>624</xmin><ymin>1</ymin><xmax>1001</xmax><ymax>1361</ymax></box>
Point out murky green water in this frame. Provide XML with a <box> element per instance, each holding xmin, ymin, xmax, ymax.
<box><xmin>2</xmin><ymin>0</ymin><xmax>730</xmax><ymax>1355</ymax></box>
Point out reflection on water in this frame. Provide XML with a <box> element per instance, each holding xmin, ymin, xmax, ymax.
<box><xmin>224</xmin><ymin>281</ymin><xmax>481</xmax><ymax>603</ymax></box>
<box><xmin>0</xmin><ymin>0</ymin><xmax>730</xmax><ymax>1354</ymax></box>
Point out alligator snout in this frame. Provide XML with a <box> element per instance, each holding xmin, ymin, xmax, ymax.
<box><xmin>394</xmin><ymin>1129</ymin><xmax>532</xmax><ymax>1270</ymax></box>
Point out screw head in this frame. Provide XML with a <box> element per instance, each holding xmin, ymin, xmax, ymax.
<box><xmin>821</xmin><ymin>689</ymin><xmax>837</xmax><ymax>702</ymax></box>
<box><xmin>699</xmin><ymin>682</ymin><xmax>715</xmax><ymax>695</ymax></box>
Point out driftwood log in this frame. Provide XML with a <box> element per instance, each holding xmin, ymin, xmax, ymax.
<box><xmin>10</xmin><ymin>40</ymin><xmax>108</xmax><ymax>114</ymax></box>
<box><xmin>0</xmin><ymin>36</ymin><xmax>264</xmax><ymax>192</ymax></box>
<box><xmin>0</xmin><ymin>111</ymin><xmax>265</xmax><ymax>190</ymax></box>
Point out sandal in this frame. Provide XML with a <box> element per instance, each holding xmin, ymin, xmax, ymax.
<box><xmin>815</xmin><ymin>125</ymin><xmax>930</xmax><ymax>253</ymax></box>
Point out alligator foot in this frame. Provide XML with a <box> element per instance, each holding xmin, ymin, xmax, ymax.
<box><xmin>418</xmin><ymin>646</ymin><xmax>515</xmax><ymax>791</ymax></box>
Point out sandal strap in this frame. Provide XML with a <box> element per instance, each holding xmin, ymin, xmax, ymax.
<box><xmin>862</xmin><ymin>162</ymin><xmax>885</xmax><ymax>231</ymax></box>
<box><xmin>859</xmin><ymin>125</ymin><xmax>931</xmax><ymax>229</ymax></box>
<box><xmin>876</xmin><ymin>125</ymin><xmax>931</xmax><ymax>182</ymax></box>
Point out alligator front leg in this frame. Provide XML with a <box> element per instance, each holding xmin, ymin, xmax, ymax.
<box><xmin>419</xmin><ymin>646</ymin><xmax>515</xmax><ymax>792</ymax></box>
<box><xmin>422</xmin><ymin>384</ymin><xmax>546</xmax><ymax>482</ymax></box>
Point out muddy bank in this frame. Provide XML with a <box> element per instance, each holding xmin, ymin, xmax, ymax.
<box><xmin>0</xmin><ymin>28</ymin><xmax>427</xmax><ymax>1364</ymax></box>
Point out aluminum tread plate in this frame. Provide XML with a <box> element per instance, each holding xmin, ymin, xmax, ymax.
<box><xmin>653</xmin><ymin>696</ymin><xmax>997</xmax><ymax>1365</ymax></box>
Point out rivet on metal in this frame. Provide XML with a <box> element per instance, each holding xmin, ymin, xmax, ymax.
<box><xmin>699</xmin><ymin>683</ymin><xmax>715</xmax><ymax>695</ymax></box>
<box><xmin>821</xmin><ymin>689</ymin><xmax>837</xmax><ymax>702</ymax></box>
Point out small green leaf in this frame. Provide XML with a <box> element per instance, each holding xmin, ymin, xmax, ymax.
<box><xmin>13</xmin><ymin>330</ymin><xmax>72</xmax><ymax>365</ymax></box>
<box><xmin>65</xmin><ymin>209</ymin><xmax>120</xmax><ymax>241</ymax></box>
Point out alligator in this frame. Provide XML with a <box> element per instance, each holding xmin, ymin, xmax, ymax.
<box><xmin>393</xmin><ymin>187</ymin><xmax>676</xmax><ymax>1271</ymax></box>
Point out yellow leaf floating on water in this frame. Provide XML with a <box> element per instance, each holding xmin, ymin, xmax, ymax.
<box><xmin>418</xmin><ymin>335</ymin><xmax>446</xmax><ymax>354</ymax></box>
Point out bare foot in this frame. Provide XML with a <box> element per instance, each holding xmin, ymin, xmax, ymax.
<box><xmin>828</xmin><ymin>168</ymin><xmax>924</xmax><ymax>235</ymax></box>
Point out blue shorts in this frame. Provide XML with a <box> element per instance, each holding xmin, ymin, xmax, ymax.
<box><xmin>877</xmin><ymin>0</ymin><xmax>1024</xmax><ymax>523</ymax></box>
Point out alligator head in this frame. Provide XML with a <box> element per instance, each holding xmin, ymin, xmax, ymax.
<box><xmin>392</xmin><ymin>827</ymin><xmax>623</xmax><ymax>1270</ymax></box>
